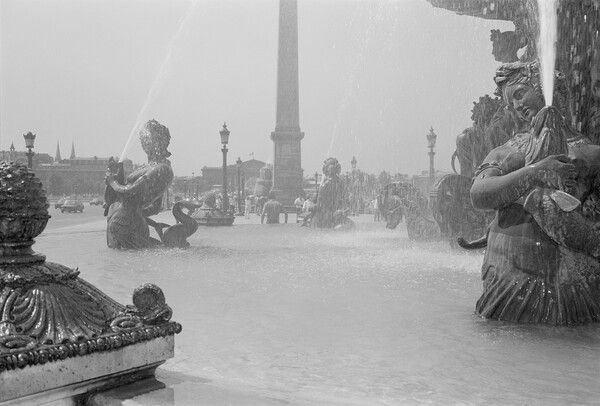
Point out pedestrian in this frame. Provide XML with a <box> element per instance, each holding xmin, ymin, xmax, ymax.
<box><xmin>300</xmin><ymin>193</ymin><xmax>317</xmax><ymax>226</ymax></box>
<box><xmin>261</xmin><ymin>192</ymin><xmax>288</xmax><ymax>224</ymax></box>
<box><xmin>244</xmin><ymin>195</ymin><xmax>252</xmax><ymax>219</ymax></box>
<box><xmin>372</xmin><ymin>198</ymin><xmax>380</xmax><ymax>222</ymax></box>
<box><xmin>294</xmin><ymin>195</ymin><xmax>305</xmax><ymax>217</ymax></box>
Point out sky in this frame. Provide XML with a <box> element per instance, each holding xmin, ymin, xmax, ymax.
<box><xmin>0</xmin><ymin>0</ymin><xmax>513</xmax><ymax>178</ymax></box>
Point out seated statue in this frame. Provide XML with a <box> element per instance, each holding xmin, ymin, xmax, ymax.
<box><xmin>104</xmin><ymin>119</ymin><xmax>175</xmax><ymax>249</ymax></box>
<box><xmin>470</xmin><ymin>60</ymin><xmax>600</xmax><ymax>325</ymax></box>
<box><xmin>310</xmin><ymin>158</ymin><xmax>347</xmax><ymax>228</ymax></box>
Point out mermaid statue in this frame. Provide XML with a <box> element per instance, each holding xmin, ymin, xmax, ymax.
<box><xmin>104</xmin><ymin>119</ymin><xmax>198</xmax><ymax>249</ymax></box>
<box><xmin>470</xmin><ymin>60</ymin><xmax>600</xmax><ymax>325</ymax></box>
<box><xmin>310</xmin><ymin>158</ymin><xmax>347</xmax><ymax>228</ymax></box>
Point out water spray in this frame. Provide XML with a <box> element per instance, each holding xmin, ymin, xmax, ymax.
<box><xmin>537</xmin><ymin>0</ymin><xmax>557</xmax><ymax>106</ymax></box>
<box><xmin>119</xmin><ymin>0</ymin><xmax>199</xmax><ymax>162</ymax></box>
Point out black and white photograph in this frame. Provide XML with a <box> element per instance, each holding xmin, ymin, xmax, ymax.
<box><xmin>1</xmin><ymin>0</ymin><xmax>599</xmax><ymax>405</ymax></box>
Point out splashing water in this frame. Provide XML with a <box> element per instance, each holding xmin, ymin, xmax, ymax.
<box><xmin>119</xmin><ymin>0</ymin><xmax>198</xmax><ymax>162</ymax></box>
<box><xmin>326</xmin><ymin>2</ymin><xmax>386</xmax><ymax>158</ymax></box>
<box><xmin>537</xmin><ymin>0</ymin><xmax>557</xmax><ymax>107</ymax></box>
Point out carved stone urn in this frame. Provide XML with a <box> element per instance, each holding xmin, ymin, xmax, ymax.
<box><xmin>0</xmin><ymin>162</ymin><xmax>181</xmax><ymax>404</ymax></box>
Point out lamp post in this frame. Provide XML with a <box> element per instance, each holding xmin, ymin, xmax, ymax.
<box><xmin>426</xmin><ymin>127</ymin><xmax>438</xmax><ymax>186</ymax></box>
<box><xmin>236</xmin><ymin>157</ymin><xmax>243</xmax><ymax>216</ymax></box>
<box><xmin>220</xmin><ymin>123</ymin><xmax>230</xmax><ymax>214</ymax></box>
<box><xmin>23</xmin><ymin>132</ymin><xmax>36</xmax><ymax>170</ymax></box>
<box><xmin>191</xmin><ymin>172</ymin><xmax>195</xmax><ymax>200</ymax></box>
<box><xmin>314</xmin><ymin>171</ymin><xmax>319</xmax><ymax>192</ymax></box>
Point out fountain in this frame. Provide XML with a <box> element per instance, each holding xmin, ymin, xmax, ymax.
<box><xmin>0</xmin><ymin>161</ymin><xmax>181</xmax><ymax>404</ymax></box>
<box><xmin>192</xmin><ymin>191</ymin><xmax>235</xmax><ymax>226</ymax></box>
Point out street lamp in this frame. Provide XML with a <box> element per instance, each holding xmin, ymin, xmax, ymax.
<box><xmin>191</xmin><ymin>172</ymin><xmax>195</xmax><ymax>199</ymax></box>
<box><xmin>236</xmin><ymin>157</ymin><xmax>243</xmax><ymax>216</ymax></box>
<box><xmin>426</xmin><ymin>127</ymin><xmax>438</xmax><ymax>185</ymax></box>
<box><xmin>220</xmin><ymin>123</ymin><xmax>230</xmax><ymax>213</ymax></box>
<box><xmin>23</xmin><ymin>131</ymin><xmax>36</xmax><ymax>169</ymax></box>
<box><xmin>314</xmin><ymin>171</ymin><xmax>319</xmax><ymax>193</ymax></box>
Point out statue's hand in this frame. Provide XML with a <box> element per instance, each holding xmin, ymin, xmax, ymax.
<box><xmin>533</xmin><ymin>154</ymin><xmax>577</xmax><ymax>190</ymax></box>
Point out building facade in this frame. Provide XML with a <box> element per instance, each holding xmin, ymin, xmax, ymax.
<box><xmin>1</xmin><ymin>143</ymin><xmax>132</xmax><ymax>197</ymax></box>
<box><xmin>200</xmin><ymin>159</ymin><xmax>266</xmax><ymax>195</ymax></box>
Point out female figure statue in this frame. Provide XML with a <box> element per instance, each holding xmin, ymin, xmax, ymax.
<box><xmin>104</xmin><ymin>119</ymin><xmax>174</xmax><ymax>249</ymax></box>
<box><xmin>311</xmin><ymin>158</ymin><xmax>346</xmax><ymax>228</ymax></box>
<box><xmin>470</xmin><ymin>61</ymin><xmax>600</xmax><ymax>325</ymax></box>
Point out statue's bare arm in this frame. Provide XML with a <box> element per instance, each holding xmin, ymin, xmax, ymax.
<box><xmin>471</xmin><ymin>146</ymin><xmax>576</xmax><ymax>211</ymax></box>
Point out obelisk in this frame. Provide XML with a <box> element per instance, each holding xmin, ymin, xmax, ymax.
<box><xmin>270</xmin><ymin>0</ymin><xmax>304</xmax><ymax>205</ymax></box>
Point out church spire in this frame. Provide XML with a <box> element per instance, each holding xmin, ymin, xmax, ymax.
<box><xmin>70</xmin><ymin>141</ymin><xmax>76</xmax><ymax>159</ymax></box>
<box><xmin>10</xmin><ymin>142</ymin><xmax>15</xmax><ymax>151</ymax></box>
<box><xmin>55</xmin><ymin>141</ymin><xmax>62</xmax><ymax>162</ymax></box>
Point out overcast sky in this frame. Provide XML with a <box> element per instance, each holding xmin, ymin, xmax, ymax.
<box><xmin>1</xmin><ymin>0</ymin><xmax>513</xmax><ymax>177</ymax></box>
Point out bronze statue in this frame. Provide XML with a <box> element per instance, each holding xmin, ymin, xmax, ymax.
<box><xmin>490</xmin><ymin>29</ymin><xmax>526</xmax><ymax>63</ymax></box>
<box><xmin>333</xmin><ymin>209</ymin><xmax>355</xmax><ymax>231</ymax></box>
<box><xmin>161</xmin><ymin>200</ymin><xmax>199</xmax><ymax>248</ymax></box>
<box><xmin>380</xmin><ymin>178</ymin><xmax>490</xmax><ymax>247</ymax></box>
<box><xmin>470</xmin><ymin>60</ymin><xmax>600</xmax><ymax>325</ymax></box>
<box><xmin>451</xmin><ymin>95</ymin><xmax>516</xmax><ymax>179</ymax></box>
<box><xmin>104</xmin><ymin>119</ymin><xmax>197</xmax><ymax>248</ymax></box>
<box><xmin>310</xmin><ymin>158</ymin><xmax>347</xmax><ymax>228</ymax></box>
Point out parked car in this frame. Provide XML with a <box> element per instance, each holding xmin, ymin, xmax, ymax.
<box><xmin>89</xmin><ymin>198</ymin><xmax>104</xmax><ymax>206</ymax></box>
<box><xmin>61</xmin><ymin>199</ymin><xmax>84</xmax><ymax>213</ymax></box>
<box><xmin>55</xmin><ymin>198</ymin><xmax>67</xmax><ymax>209</ymax></box>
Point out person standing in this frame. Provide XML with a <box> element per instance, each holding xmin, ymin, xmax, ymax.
<box><xmin>294</xmin><ymin>195</ymin><xmax>305</xmax><ymax>216</ymax></box>
<box><xmin>244</xmin><ymin>195</ymin><xmax>252</xmax><ymax>219</ymax></box>
<box><xmin>372</xmin><ymin>198</ymin><xmax>380</xmax><ymax>222</ymax></box>
<box><xmin>261</xmin><ymin>192</ymin><xmax>288</xmax><ymax>224</ymax></box>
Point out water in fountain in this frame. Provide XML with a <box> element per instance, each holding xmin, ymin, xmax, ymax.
<box><xmin>537</xmin><ymin>0</ymin><xmax>558</xmax><ymax>106</ymax></box>
<box><xmin>119</xmin><ymin>0</ymin><xmax>198</xmax><ymax>163</ymax></box>
<box><xmin>38</xmin><ymin>214</ymin><xmax>600</xmax><ymax>405</ymax></box>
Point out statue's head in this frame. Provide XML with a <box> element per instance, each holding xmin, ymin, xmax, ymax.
<box><xmin>322</xmin><ymin>158</ymin><xmax>341</xmax><ymax>178</ymax></box>
<box><xmin>139</xmin><ymin>119</ymin><xmax>172</xmax><ymax>162</ymax></box>
<box><xmin>494</xmin><ymin>60</ymin><xmax>571</xmax><ymax>124</ymax></box>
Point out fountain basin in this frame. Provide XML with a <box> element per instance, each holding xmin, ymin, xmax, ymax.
<box><xmin>192</xmin><ymin>208</ymin><xmax>235</xmax><ymax>226</ymax></box>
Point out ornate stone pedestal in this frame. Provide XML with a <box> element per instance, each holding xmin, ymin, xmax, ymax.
<box><xmin>0</xmin><ymin>162</ymin><xmax>181</xmax><ymax>404</ymax></box>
